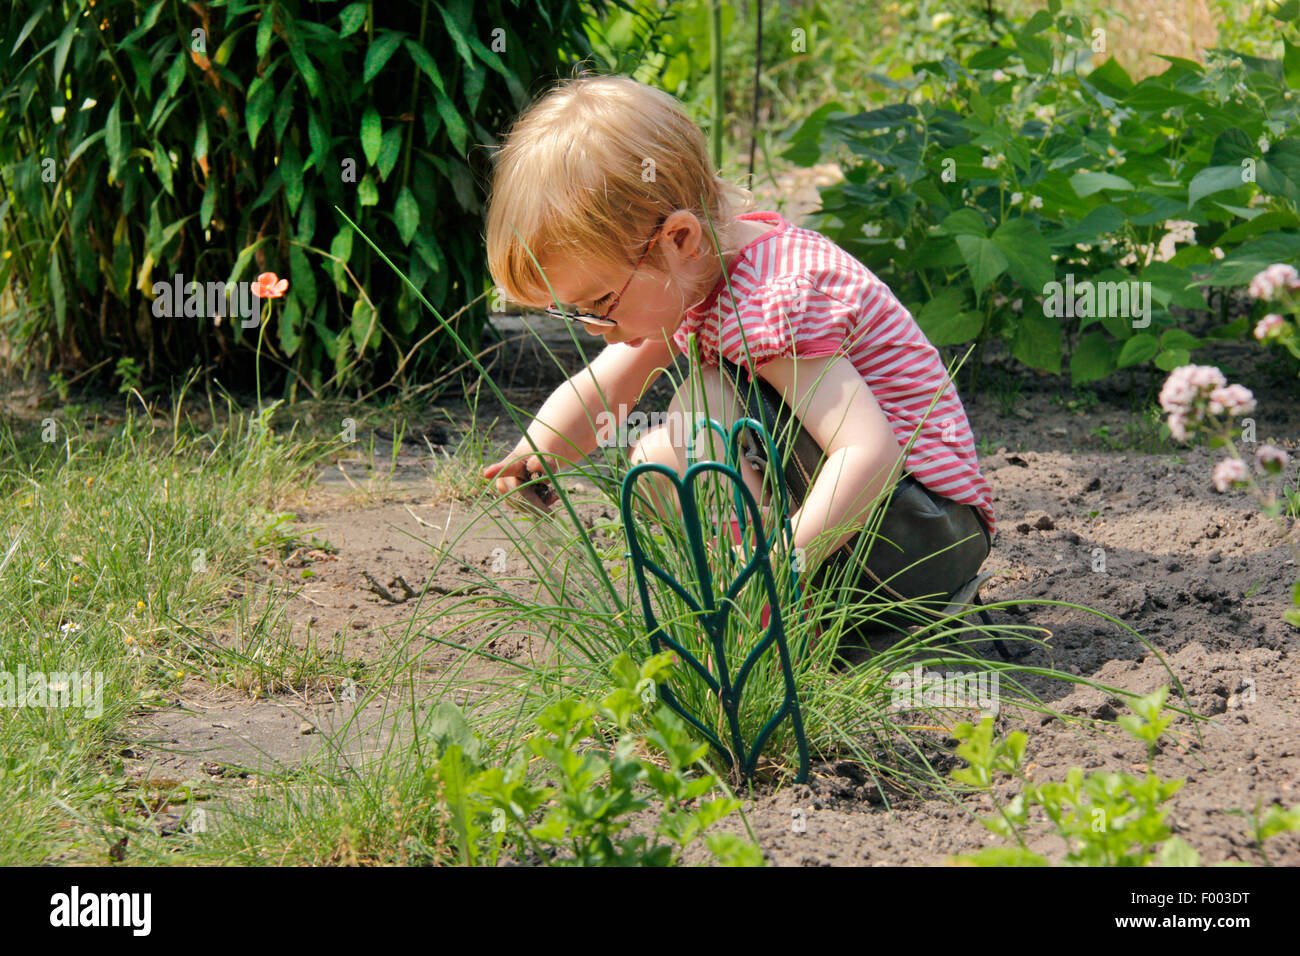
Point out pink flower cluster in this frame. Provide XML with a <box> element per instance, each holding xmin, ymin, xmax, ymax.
<box><xmin>1206</xmin><ymin>384</ymin><xmax>1257</xmax><ymax>417</ymax></box>
<box><xmin>1247</xmin><ymin>263</ymin><xmax>1300</xmax><ymax>301</ymax></box>
<box><xmin>1256</xmin><ymin>444</ymin><xmax>1291</xmax><ymax>474</ymax></box>
<box><xmin>1210</xmin><ymin>445</ymin><xmax>1291</xmax><ymax>493</ymax></box>
<box><xmin>1159</xmin><ymin>365</ymin><xmax>1256</xmax><ymax>441</ymax></box>
<box><xmin>1254</xmin><ymin>313</ymin><xmax>1286</xmax><ymax>341</ymax></box>
<box><xmin>1212</xmin><ymin>459</ymin><xmax>1250</xmax><ymax>493</ymax></box>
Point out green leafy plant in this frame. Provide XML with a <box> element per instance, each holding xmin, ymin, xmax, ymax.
<box><xmin>0</xmin><ymin>0</ymin><xmax>623</xmax><ymax>394</ymax></box>
<box><xmin>949</xmin><ymin>689</ymin><xmax>1186</xmax><ymax>866</ymax></box>
<box><xmin>426</xmin><ymin>652</ymin><xmax>763</xmax><ymax>867</ymax></box>
<box><xmin>949</xmin><ymin>687</ymin><xmax>1299</xmax><ymax>866</ymax></box>
<box><xmin>781</xmin><ymin>0</ymin><xmax>1300</xmax><ymax>391</ymax></box>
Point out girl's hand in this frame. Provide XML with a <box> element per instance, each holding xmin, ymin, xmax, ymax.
<box><xmin>482</xmin><ymin>447</ymin><xmax>560</xmax><ymax>517</ymax></box>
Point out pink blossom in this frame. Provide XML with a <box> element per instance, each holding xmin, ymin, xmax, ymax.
<box><xmin>1206</xmin><ymin>384</ymin><xmax>1256</xmax><ymax>417</ymax></box>
<box><xmin>1166</xmin><ymin>412</ymin><xmax>1190</xmax><ymax>443</ymax></box>
<box><xmin>1212</xmin><ymin>458</ymin><xmax>1250</xmax><ymax>492</ymax></box>
<box><xmin>1255</xmin><ymin>444</ymin><xmax>1290</xmax><ymax>474</ymax></box>
<box><xmin>1247</xmin><ymin>263</ymin><xmax>1300</xmax><ymax>301</ymax></box>
<box><xmin>1254</xmin><ymin>313</ymin><xmax>1286</xmax><ymax>341</ymax></box>
<box><xmin>1159</xmin><ymin>365</ymin><xmax>1226</xmax><ymax>417</ymax></box>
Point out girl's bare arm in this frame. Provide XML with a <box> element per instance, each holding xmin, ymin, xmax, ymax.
<box><xmin>484</xmin><ymin>336</ymin><xmax>679</xmax><ymax>509</ymax></box>
<box><xmin>755</xmin><ymin>354</ymin><xmax>906</xmax><ymax>571</ymax></box>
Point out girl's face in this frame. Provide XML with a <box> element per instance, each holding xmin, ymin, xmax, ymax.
<box><xmin>537</xmin><ymin>213</ymin><xmax>716</xmax><ymax>348</ymax></box>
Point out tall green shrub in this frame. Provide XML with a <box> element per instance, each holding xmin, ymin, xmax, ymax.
<box><xmin>0</xmin><ymin>0</ymin><xmax>627</xmax><ymax>395</ymax></box>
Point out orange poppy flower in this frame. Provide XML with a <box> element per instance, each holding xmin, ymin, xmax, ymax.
<box><xmin>251</xmin><ymin>272</ymin><xmax>289</xmax><ymax>299</ymax></box>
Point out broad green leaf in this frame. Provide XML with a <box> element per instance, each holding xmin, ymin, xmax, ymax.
<box><xmin>52</xmin><ymin>12</ymin><xmax>79</xmax><ymax>88</ymax></box>
<box><xmin>955</xmin><ymin>234</ymin><xmax>1010</xmax><ymax>294</ymax></box>
<box><xmin>307</xmin><ymin>109</ymin><xmax>328</xmax><ymax>171</ymax></box>
<box><xmin>966</xmin><ymin>46</ymin><xmax>1013</xmax><ymax>70</ymax></box>
<box><xmin>165</xmin><ymin>53</ymin><xmax>186</xmax><ymax>98</ymax></box>
<box><xmin>105</xmin><ymin>96</ymin><xmax>123</xmax><ymax>177</ymax></box>
<box><xmin>1069</xmin><ymin>330</ymin><xmax>1116</xmax><ymax>384</ymax></box>
<box><xmin>339</xmin><ymin>3</ymin><xmax>367</xmax><ymax>38</ymax></box>
<box><xmin>246</xmin><ymin>74</ymin><xmax>274</xmax><ymax>147</ymax></box>
<box><xmin>1198</xmin><ymin>231</ymin><xmax>1300</xmax><ymax>286</ymax></box>
<box><xmin>1047</xmin><ymin>204</ymin><xmax>1125</xmax><ymax>247</ymax></box>
<box><xmin>1210</xmin><ymin>128</ymin><xmax>1255</xmax><ymax>166</ymax></box>
<box><xmin>1070</xmin><ymin>171</ymin><xmax>1134</xmax><ymax>197</ymax></box>
<box><xmin>200</xmin><ymin>180</ymin><xmax>217</xmax><ymax>230</ymax></box>
<box><xmin>11</xmin><ymin>7</ymin><xmax>47</xmax><ymax>55</ymax></box>
<box><xmin>1017</xmin><ymin>34</ymin><xmax>1052</xmax><ymax>74</ymax></box>
<box><xmin>437</xmin><ymin>0</ymin><xmax>477</xmax><ymax>70</ymax></box>
<box><xmin>1121</xmin><ymin>83</ymin><xmax>1200</xmax><ymax>112</ymax></box>
<box><xmin>66</xmin><ymin>129</ymin><xmax>106</xmax><ymax>169</ymax></box>
<box><xmin>394</xmin><ymin>186</ymin><xmax>420</xmax><ymax>245</ymax></box>
<box><xmin>278</xmin><ymin>295</ymin><xmax>302</xmax><ymax>356</ymax></box>
<box><xmin>404</xmin><ymin>38</ymin><xmax>447</xmax><ymax>93</ymax></box>
<box><xmin>194</xmin><ymin>119</ymin><xmax>208</xmax><ymax>163</ymax></box>
<box><xmin>289</xmin><ymin>242</ymin><xmax>316</xmax><ymax>316</ymax></box>
<box><xmin>282</xmin><ymin>139</ymin><xmax>304</xmax><ymax>215</ymax></box>
<box><xmin>151</xmin><ymin>143</ymin><xmax>174</xmax><ymax>197</ymax></box>
<box><xmin>272</xmin><ymin>76</ymin><xmax>296</xmax><ymax>145</ymax></box>
<box><xmin>1117</xmin><ymin>333</ymin><xmax>1159</xmax><ymax>368</ymax></box>
<box><xmin>1285</xmin><ymin>38</ymin><xmax>1300</xmax><ymax>89</ymax></box>
<box><xmin>1218</xmin><ymin>210</ymin><xmax>1300</xmax><ymax>245</ymax></box>
<box><xmin>1188</xmin><ymin>165</ymin><xmax>1247</xmax><ymax>207</ymax></box>
<box><xmin>297</xmin><ymin>192</ymin><xmax>316</xmax><ymax>242</ymax></box>
<box><xmin>376</xmin><ymin>126</ymin><xmax>403</xmax><ymax>181</ymax></box>
<box><xmin>364</xmin><ymin>30</ymin><xmax>406</xmax><ymax>84</ymax></box>
<box><xmin>1256</xmin><ymin>139</ymin><xmax>1300</xmax><ymax>204</ymax></box>
<box><xmin>358</xmin><ymin>173</ymin><xmax>379</xmax><ymax>206</ymax></box>
<box><xmin>281</xmin><ymin>19</ymin><xmax>321</xmax><ymax>98</ymax></box>
<box><xmin>434</xmin><ymin>89</ymin><xmax>469</xmax><ymax>156</ymax></box>
<box><xmin>1087</xmin><ymin>57</ymin><xmax>1134</xmax><ymax>96</ymax></box>
<box><xmin>1154</xmin><ymin>348</ymin><xmax>1191</xmax><ymax>370</ymax></box>
<box><xmin>1011</xmin><ymin>311</ymin><xmax>1061</xmax><ymax>374</ymax></box>
<box><xmin>914</xmin><ymin>289</ymin><xmax>983</xmax><ymax>346</ymax></box>
<box><xmin>992</xmin><ymin>218</ymin><xmax>1054</xmax><ymax>292</ymax></box>
<box><xmin>1160</xmin><ymin>328</ymin><xmax>1202</xmax><ymax>351</ymax></box>
<box><xmin>329</xmin><ymin>228</ymin><xmax>353</xmax><ymax>290</ymax></box>
<box><xmin>1159</xmin><ymin>836</ymin><xmax>1201</xmax><ymax>867</ymax></box>
<box><xmin>937</xmin><ymin>208</ymin><xmax>988</xmax><ymax>238</ymax></box>
<box><xmin>360</xmin><ymin>106</ymin><xmax>382</xmax><ymax>166</ymax></box>
<box><xmin>1142</xmin><ymin>262</ymin><xmax>1207</xmax><ymax>311</ymax></box>
<box><xmin>227</xmin><ymin>238</ymin><xmax>268</xmax><ymax>287</ymax></box>
<box><xmin>257</xmin><ymin>8</ymin><xmax>275</xmax><ymax>57</ymax></box>
<box><xmin>350</xmin><ymin>298</ymin><xmax>379</xmax><ymax>352</ymax></box>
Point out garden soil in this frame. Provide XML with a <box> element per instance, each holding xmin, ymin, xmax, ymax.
<box><xmin>121</xmin><ymin>319</ymin><xmax>1300</xmax><ymax>865</ymax></box>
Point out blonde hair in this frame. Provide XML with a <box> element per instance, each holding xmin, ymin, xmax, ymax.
<box><xmin>484</xmin><ymin>70</ymin><xmax>755</xmax><ymax>309</ymax></box>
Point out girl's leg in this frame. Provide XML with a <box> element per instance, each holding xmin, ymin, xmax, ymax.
<box><xmin>719</xmin><ymin>358</ymin><xmax>993</xmax><ymax>637</ymax></box>
<box><xmin>626</xmin><ymin>365</ymin><xmax>775</xmax><ymax>529</ymax></box>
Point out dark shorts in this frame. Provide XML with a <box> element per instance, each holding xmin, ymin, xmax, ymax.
<box><xmin>718</xmin><ymin>358</ymin><xmax>992</xmax><ymax>635</ymax></box>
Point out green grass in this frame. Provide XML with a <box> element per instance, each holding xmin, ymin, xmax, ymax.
<box><xmin>0</xmin><ymin>381</ymin><xmax>326</xmax><ymax>863</ymax></box>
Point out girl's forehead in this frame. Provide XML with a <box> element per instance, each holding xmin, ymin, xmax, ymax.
<box><xmin>539</xmin><ymin>257</ymin><xmax>616</xmax><ymax>301</ymax></box>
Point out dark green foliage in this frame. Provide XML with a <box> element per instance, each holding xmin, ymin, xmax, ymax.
<box><xmin>0</xmin><ymin>0</ymin><xmax>620</xmax><ymax>395</ymax></box>
<box><xmin>782</xmin><ymin>0</ymin><xmax>1300</xmax><ymax>390</ymax></box>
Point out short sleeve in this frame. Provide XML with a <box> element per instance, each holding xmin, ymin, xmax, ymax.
<box><xmin>718</xmin><ymin>275</ymin><xmax>858</xmax><ymax>372</ymax></box>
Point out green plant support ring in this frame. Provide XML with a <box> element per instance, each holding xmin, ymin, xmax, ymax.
<box><xmin>619</xmin><ymin>416</ymin><xmax>810</xmax><ymax>784</ymax></box>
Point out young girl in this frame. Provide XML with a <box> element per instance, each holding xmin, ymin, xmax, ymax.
<box><xmin>481</xmin><ymin>73</ymin><xmax>996</xmax><ymax>644</ymax></box>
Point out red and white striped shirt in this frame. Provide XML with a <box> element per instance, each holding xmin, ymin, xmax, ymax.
<box><xmin>671</xmin><ymin>210</ymin><xmax>996</xmax><ymax>537</ymax></box>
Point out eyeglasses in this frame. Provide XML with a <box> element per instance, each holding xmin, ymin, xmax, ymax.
<box><xmin>544</xmin><ymin>222</ymin><xmax>663</xmax><ymax>329</ymax></box>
